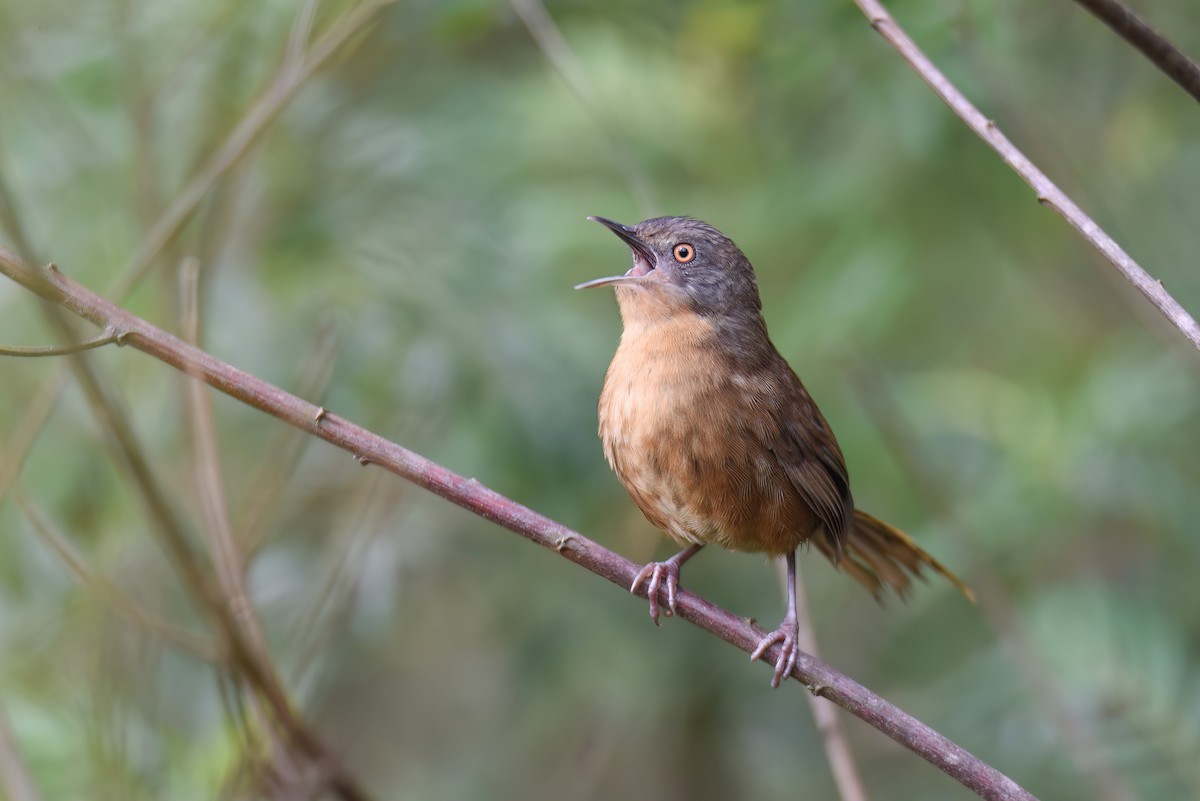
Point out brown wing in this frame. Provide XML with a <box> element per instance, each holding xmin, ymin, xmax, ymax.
<box><xmin>767</xmin><ymin>363</ymin><xmax>854</xmax><ymax>557</ymax></box>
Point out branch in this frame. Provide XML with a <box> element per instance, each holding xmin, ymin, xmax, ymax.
<box><xmin>0</xmin><ymin>329</ymin><xmax>120</xmax><ymax>357</ymax></box>
<box><xmin>0</xmin><ymin>250</ymin><xmax>1039</xmax><ymax>801</ymax></box>
<box><xmin>851</xmin><ymin>0</ymin><xmax>1200</xmax><ymax>351</ymax></box>
<box><xmin>0</xmin><ymin>371</ymin><xmax>67</xmax><ymax>526</ymax></box>
<box><xmin>1070</xmin><ymin>0</ymin><xmax>1200</xmax><ymax>104</ymax></box>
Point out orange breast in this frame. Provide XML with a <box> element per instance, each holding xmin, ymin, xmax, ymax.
<box><xmin>598</xmin><ymin>310</ymin><xmax>817</xmax><ymax>555</ymax></box>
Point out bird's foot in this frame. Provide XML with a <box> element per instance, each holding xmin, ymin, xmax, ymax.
<box><xmin>750</xmin><ymin>615</ymin><xmax>800</xmax><ymax>689</ymax></box>
<box><xmin>630</xmin><ymin>560</ymin><xmax>682</xmax><ymax>626</ymax></box>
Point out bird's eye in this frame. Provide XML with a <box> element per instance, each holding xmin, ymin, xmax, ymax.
<box><xmin>673</xmin><ymin>243</ymin><xmax>695</xmax><ymax>264</ymax></box>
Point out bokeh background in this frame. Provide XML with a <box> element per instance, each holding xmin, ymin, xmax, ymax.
<box><xmin>1</xmin><ymin>1</ymin><xmax>1199</xmax><ymax>799</ymax></box>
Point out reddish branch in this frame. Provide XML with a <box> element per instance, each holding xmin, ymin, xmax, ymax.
<box><xmin>1070</xmin><ymin>0</ymin><xmax>1200</xmax><ymax>104</ymax></box>
<box><xmin>0</xmin><ymin>249</ymin><xmax>1037</xmax><ymax>801</ymax></box>
<box><xmin>852</xmin><ymin>0</ymin><xmax>1200</xmax><ymax>351</ymax></box>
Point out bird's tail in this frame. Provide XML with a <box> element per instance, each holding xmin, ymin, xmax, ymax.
<box><xmin>813</xmin><ymin>510</ymin><xmax>974</xmax><ymax>602</ymax></box>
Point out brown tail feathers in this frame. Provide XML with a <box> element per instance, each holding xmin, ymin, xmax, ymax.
<box><xmin>813</xmin><ymin>510</ymin><xmax>974</xmax><ymax>602</ymax></box>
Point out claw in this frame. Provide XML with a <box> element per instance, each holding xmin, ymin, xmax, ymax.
<box><xmin>629</xmin><ymin>545</ymin><xmax>702</xmax><ymax>628</ymax></box>
<box><xmin>630</xmin><ymin>560</ymin><xmax>681</xmax><ymax>626</ymax></box>
<box><xmin>751</xmin><ymin>617</ymin><xmax>800</xmax><ymax>689</ymax></box>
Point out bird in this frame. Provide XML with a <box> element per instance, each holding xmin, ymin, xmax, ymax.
<box><xmin>577</xmin><ymin>215</ymin><xmax>972</xmax><ymax>688</ymax></box>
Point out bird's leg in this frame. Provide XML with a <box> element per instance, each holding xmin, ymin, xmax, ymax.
<box><xmin>630</xmin><ymin>544</ymin><xmax>703</xmax><ymax>625</ymax></box>
<box><xmin>750</xmin><ymin>549</ymin><xmax>801</xmax><ymax>688</ymax></box>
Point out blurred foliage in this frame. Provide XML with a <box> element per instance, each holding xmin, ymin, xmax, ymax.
<box><xmin>1</xmin><ymin>0</ymin><xmax>1199</xmax><ymax>799</ymax></box>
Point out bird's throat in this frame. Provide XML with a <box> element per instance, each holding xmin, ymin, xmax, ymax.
<box><xmin>613</xmin><ymin>282</ymin><xmax>693</xmax><ymax>327</ymax></box>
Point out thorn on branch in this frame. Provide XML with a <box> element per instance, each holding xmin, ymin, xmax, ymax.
<box><xmin>314</xmin><ymin>406</ymin><xmax>328</xmax><ymax>424</ymax></box>
<box><xmin>554</xmin><ymin>533</ymin><xmax>576</xmax><ymax>552</ymax></box>
<box><xmin>356</xmin><ymin>455</ymin><xmax>370</xmax><ymax>466</ymax></box>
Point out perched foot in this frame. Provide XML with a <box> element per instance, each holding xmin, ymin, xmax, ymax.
<box><xmin>629</xmin><ymin>545</ymin><xmax>703</xmax><ymax>626</ymax></box>
<box><xmin>630</xmin><ymin>560</ymin><xmax>682</xmax><ymax>625</ymax></box>
<box><xmin>750</xmin><ymin>615</ymin><xmax>800</xmax><ymax>689</ymax></box>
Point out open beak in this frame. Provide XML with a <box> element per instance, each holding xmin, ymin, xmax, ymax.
<box><xmin>575</xmin><ymin>216</ymin><xmax>657</xmax><ymax>289</ymax></box>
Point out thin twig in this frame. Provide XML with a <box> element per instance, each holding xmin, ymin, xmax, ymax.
<box><xmin>286</xmin><ymin>0</ymin><xmax>324</xmax><ymax>68</ymax></box>
<box><xmin>0</xmin><ymin>7</ymin><xmax>386</xmax><ymax>794</ymax></box>
<box><xmin>238</xmin><ymin>321</ymin><xmax>343</xmax><ymax>555</ymax></box>
<box><xmin>0</xmin><ymin>10</ymin><xmax>385</xmax><ymax>793</ymax></box>
<box><xmin>15</xmin><ymin>488</ymin><xmax>220</xmax><ymax>661</ymax></box>
<box><xmin>179</xmin><ymin>257</ymin><xmax>296</xmax><ymax>781</ymax></box>
<box><xmin>1070</xmin><ymin>0</ymin><xmax>1200</xmax><ymax>104</ymax></box>
<box><xmin>288</xmin><ymin>470</ymin><xmax>390</xmax><ymax>692</ymax></box>
<box><xmin>0</xmin><ymin>0</ymin><xmax>391</xmax><ymax>510</ymax></box>
<box><xmin>87</xmin><ymin>307</ymin><xmax>369</xmax><ymax>801</ymax></box>
<box><xmin>851</xmin><ymin>0</ymin><xmax>1200</xmax><ymax>351</ymax></box>
<box><xmin>0</xmin><ymin>0</ymin><xmax>391</xmax><ymax>513</ymax></box>
<box><xmin>791</xmin><ymin>562</ymin><xmax>870</xmax><ymax>801</ymax></box>
<box><xmin>0</xmin><ymin>329</ymin><xmax>120</xmax><ymax>357</ymax></box>
<box><xmin>0</xmin><ymin>702</ymin><xmax>43</xmax><ymax>801</ymax></box>
<box><xmin>0</xmin><ymin>250</ymin><xmax>1038</xmax><ymax>801</ymax></box>
<box><xmin>180</xmin><ymin>258</ymin><xmax>273</xmax><ymax>664</ymax></box>
<box><xmin>108</xmin><ymin>0</ymin><xmax>394</xmax><ymax>303</ymax></box>
<box><xmin>2</xmin><ymin>263</ymin><xmax>370</xmax><ymax>801</ymax></box>
<box><xmin>0</xmin><ymin>0</ymin><xmax>388</xmax><ymax>579</ymax></box>
<box><xmin>116</xmin><ymin>0</ymin><xmax>166</xmax><ymax>235</ymax></box>
<box><xmin>0</xmin><ymin>167</ymin><xmax>37</xmax><ymax>261</ymax></box>
<box><xmin>0</xmin><ymin>371</ymin><xmax>67</xmax><ymax>515</ymax></box>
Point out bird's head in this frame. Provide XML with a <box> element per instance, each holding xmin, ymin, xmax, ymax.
<box><xmin>577</xmin><ymin>216</ymin><xmax>763</xmax><ymax>321</ymax></box>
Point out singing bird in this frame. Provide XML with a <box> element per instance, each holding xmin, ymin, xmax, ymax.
<box><xmin>577</xmin><ymin>216</ymin><xmax>971</xmax><ymax>687</ymax></box>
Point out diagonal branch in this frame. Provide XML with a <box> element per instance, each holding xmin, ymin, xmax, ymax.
<box><xmin>1069</xmin><ymin>0</ymin><xmax>1200</xmax><ymax>105</ymax></box>
<box><xmin>851</xmin><ymin>0</ymin><xmax>1200</xmax><ymax>351</ymax></box>
<box><xmin>0</xmin><ymin>249</ymin><xmax>1038</xmax><ymax>801</ymax></box>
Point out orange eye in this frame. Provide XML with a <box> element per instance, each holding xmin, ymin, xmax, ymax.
<box><xmin>673</xmin><ymin>243</ymin><xmax>695</xmax><ymax>263</ymax></box>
